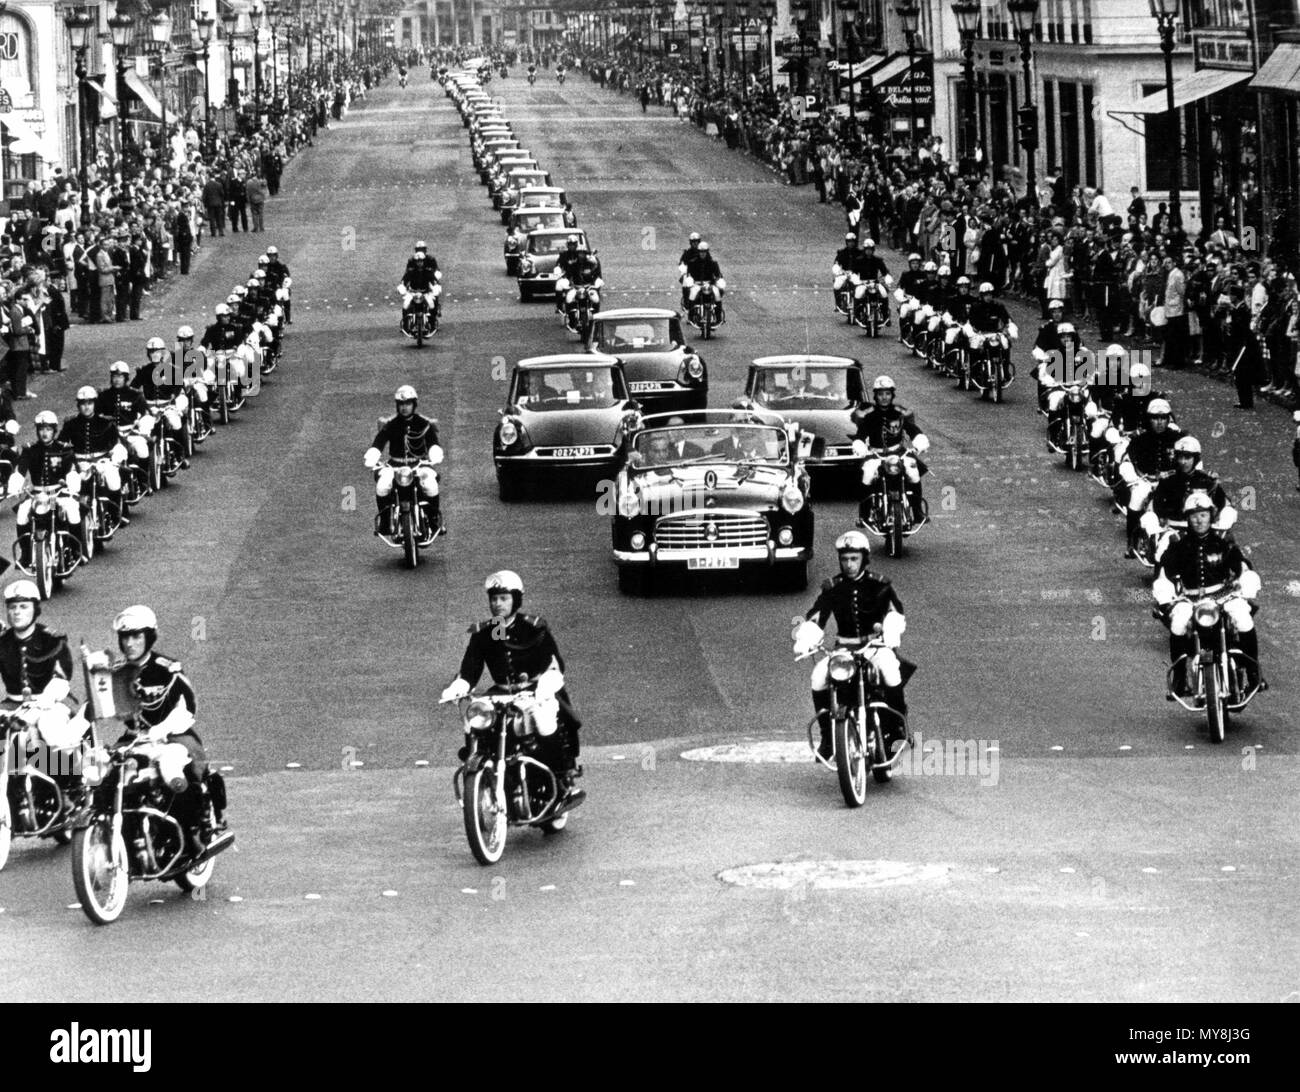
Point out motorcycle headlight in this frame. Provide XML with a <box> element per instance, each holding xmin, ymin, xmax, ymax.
<box><xmin>81</xmin><ymin>746</ymin><xmax>110</xmax><ymax>787</ymax></box>
<box><xmin>883</xmin><ymin>456</ymin><xmax>903</xmax><ymax>475</ymax></box>
<box><xmin>33</xmin><ymin>494</ymin><xmax>53</xmax><ymax>515</ymax></box>
<box><xmin>394</xmin><ymin>466</ymin><xmax>415</xmax><ymax>487</ymax></box>
<box><xmin>685</xmin><ymin>356</ymin><xmax>704</xmax><ymax>380</ymax></box>
<box><xmin>828</xmin><ymin>650</ymin><xmax>856</xmax><ymax>682</ymax></box>
<box><xmin>498</xmin><ymin>419</ymin><xmax>519</xmax><ymax>447</ymax></box>
<box><xmin>1194</xmin><ymin>598</ymin><xmax>1221</xmax><ymax>628</ymax></box>
<box><xmin>464</xmin><ymin>698</ymin><xmax>495</xmax><ymax>731</ymax></box>
<box><xmin>780</xmin><ymin>485</ymin><xmax>804</xmax><ymax>514</ymax></box>
<box><xmin>618</xmin><ymin>489</ymin><xmax>640</xmax><ymax>518</ymax></box>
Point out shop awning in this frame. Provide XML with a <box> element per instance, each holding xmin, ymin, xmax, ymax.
<box><xmin>84</xmin><ymin>74</ymin><xmax>118</xmax><ymax>120</ymax></box>
<box><xmin>868</xmin><ymin>53</ymin><xmax>912</xmax><ymax>89</ymax></box>
<box><xmin>836</xmin><ymin>51</ymin><xmax>888</xmax><ymax>87</ymax></box>
<box><xmin>123</xmin><ymin>69</ymin><xmax>164</xmax><ymax>121</ymax></box>
<box><xmin>1112</xmin><ymin>67</ymin><xmax>1252</xmax><ymax>115</ymax></box>
<box><xmin>1249</xmin><ymin>42</ymin><xmax>1300</xmax><ymax>93</ymax></box>
<box><xmin>0</xmin><ymin>111</ymin><xmax>53</xmax><ymax>160</ymax></box>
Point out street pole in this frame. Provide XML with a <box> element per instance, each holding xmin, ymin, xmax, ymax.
<box><xmin>1008</xmin><ymin>0</ymin><xmax>1040</xmax><ymax>208</ymax></box>
<box><xmin>1153</xmin><ymin>0</ymin><xmax>1182</xmax><ymax>232</ymax></box>
<box><xmin>953</xmin><ymin>1</ymin><xmax>980</xmax><ymax>171</ymax></box>
<box><xmin>64</xmin><ymin>6</ymin><xmax>95</xmax><ymax>227</ymax></box>
<box><xmin>108</xmin><ymin>8</ymin><xmax>134</xmax><ymax>163</ymax></box>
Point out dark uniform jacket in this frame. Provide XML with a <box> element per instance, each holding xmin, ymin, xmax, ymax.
<box><xmin>1125</xmin><ymin>425</ymin><xmax>1185</xmax><ymax>477</ymax></box>
<box><xmin>59</xmin><ymin>413</ymin><xmax>120</xmax><ymax>457</ymax></box>
<box><xmin>969</xmin><ymin>299</ymin><xmax>1011</xmax><ymax>333</ymax></box>
<box><xmin>851</xmin><ymin>404</ymin><xmax>923</xmax><ymax>452</ymax></box>
<box><xmin>1156</xmin><ymin>530</ymin><xmax>1248</xmax><ymax>595</ymax></box>
<box><xmin>806</xmin><ymin>572</ymin><xmax>904</xmax><ymax>644</ymax></box>
<box><xmin>683</xmin><ymin>253</ymin><xmax>722</xmax><ymax>283</ymax></box>
<box><xmin>402</xmin><ymin>256</ymin><xmax>440</xmax><ymax>292</ymax></box>
<box><xmin>1111</xmin><ymin>390</ymin><xmax>1170</xmax><ymax>433</ymax></box>
<box><xmin>0</xmin><ymin>625</ymin><xmax>72</xmax><ymax>701</ymax></box>
<box><xmin>200</xmin><ymin>320</ymin><xmax>243</xmax><ymax>351</ymax></box>
<box><xmin>16</xmin><ymin>439</ymin><xmax>78</xmax><ymax>487</ymax></box>
<box><xmin>114</xmin><ymin>650</ymin><xmax>200</xmax><ymax>740</ymax></box>
<box><xmin>456</xmin><ymin>613</ymin><xmax>581</xmax><ymax>728</ymax></box>
<box><xmin>1151</xmin><ymin>469</ymin><xmax>1230</xmax><ymax>523</ymax></box>
<box><xmin>371</xmin><ymin>413</ymin><xmax>441</xmax><ymax>462</ymax></box>
<box><xmin>898</xmin><ymin>268</ymin><xmax>926</xmax><ymax>297</ymax></box>
<box><xmin>96</xmin><ymin>385</ymin><xmax>149</xmax><ymax>428</ymax></box>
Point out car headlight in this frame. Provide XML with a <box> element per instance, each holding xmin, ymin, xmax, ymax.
<box><xmin>777</xmin><ymin>526</ymin><xmax>794</xmax><ymax>546</ymax></box>
<box><xmin>828</xmin><ymin>650</ymin><xmax>856</xmax><ymax>682</ymax></box>
<box><xmin>780</xmin><ymin>485</ymin><xmax>804</xmax><ymax>514</ymax></box>
<box><xmin>498</xmin><ymin>419</ymin><xmax>519</xmax><ymax>447</ymax></box>
<box><xmin>685</xmin><ymin>356</ymin><xmax>704</xmax><ymax>380</ymax></box>
<box><xmin>618</xmin><ymin>490</ymin><xmax>640</xmax><ymax>518</ymax></box>
<box><xmin>1194</xmin><ymin>598</ymin><xmax>1221</xmax><ymax>628</ymax></box>
<box><xmin>630</xmin><ymin>531</ymin><xmax>647</xmax><ymax>550</ymax></box>
<box><xmin>464</xmin><ymin>698</ymin><xmax>495</xmax><ymax>731</ymax></box>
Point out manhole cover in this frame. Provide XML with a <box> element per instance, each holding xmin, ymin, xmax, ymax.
<box><xmin>718</xmin><ymin>860</ymin><xmax>951</xmax><ymax>890</ymax></box>
<box><xmin>681</xmin><ymin>741</ymin><xmax>812</xmax><ymax>764</ymax></box>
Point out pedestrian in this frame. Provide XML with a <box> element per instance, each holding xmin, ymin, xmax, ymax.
<box><xmin>1226</xmin><ymin>285</ymin><xmax>1259</xmax><ymax>408</ymax></box>
<box><xmin>203</xmin><ymin>174</ymin><xmax>226</xmax><ymax>237</ymax></box>
<box><xmin>1162</xmin><ymin>255</ymin><xmax>1188</xmax><ymax>370</ymax></box>
<box><xmin>41</xmin><ymin>276</ymin><xmax>69</xmax><ymax>372</ymax></box>
<box><xmin>245</xmin><ymin>173</ymin><xmax>269</xmax><ymax>232</ymax></box>
<box><xmin>227</xmin><ymin>171</ymin><xmax>248</xmax><ymax>233</ymax></box>
<box><xmin>127</xmin><ymin>233</ymin><xmax>147</xmax><ymax>320</ymax></box>
<box><xmin>3</xmin><ymin>288</ymin><xmax>34</xmax><ymax>399</ymax></box>
<box><xmin>95</xmin><ymin>236</ymin><xmax>117</xmax><ymax>324</ymax></box>
<box><xmin>174</xmin><ymin>205</ymin><xmax>193</xmax><ymax>275</ymax></box>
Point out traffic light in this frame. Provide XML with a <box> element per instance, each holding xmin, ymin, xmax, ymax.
<box><xmin>1016</xmin><ymin>105</ymin><xmax>1038</xmax><ymax>151</ymax></box>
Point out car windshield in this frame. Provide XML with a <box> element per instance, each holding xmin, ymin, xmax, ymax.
<box><xmin>510</xmin><ymin>172</ymin><xmax>547</xmax><ymax>185</ymax></box>
<box><xmin>514</xmin><ymin>212</ymin><xmax>565</xmax><ymax>233</ymax></box>
<box><xmin>633</xmin><ymin>425</ymin><xmax>788</xmax><ymax>467</ymax></box>
<box><xmin>521</xmin><ymin>192</ymin><xmax>563</xmax><ymax>207</ymax></box>
<box><xmin>594</xmin><ymin>318</ymin><xmax>676</xmax><ymax>352</ymax></box>
<box><xmin>529</xmin><ymin>234</ymin><xmax>582</xmax><ymax>255</ymax></box>
<box><xmin>750</xmin><ymin>366</ymin><xmax>860</xmax><ymax>409</ymax></box>
<box><xmin>513</xmin><ymin>367</ymin><xmax>623</xmax><ymax>410</ymax></box>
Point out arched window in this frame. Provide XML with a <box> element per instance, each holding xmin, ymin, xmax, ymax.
<box><xmin>0</xmin><ymin>10</ymin><xmax>38</xmax><ymax>101</ymax></box>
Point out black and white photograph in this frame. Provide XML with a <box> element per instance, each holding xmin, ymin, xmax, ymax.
<box><xmin>0</xmin><ymin>0</ymin><xmax>1296</xmax><ymax>1037</ymax></box>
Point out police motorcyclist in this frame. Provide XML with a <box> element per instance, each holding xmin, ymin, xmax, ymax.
<box><xmin>1140</xmin><ymin>435</ymin><xmax>1236</xmax><ymax>561</ymax></box>
<box><xmin>1152</xmin><ymin>492</ymin><xmax>1264</xmax><ymax>695</ymax></box>
<box><xmin>1118</xmin><ymin>398</ymin><xmax>1183</xmax><ymax>555</ymax></box>
<box><xmin>677</xmin><ymin>232</ymin><xmax>702</xmax><ymax>306</ymax></box>
<box><xmin>853</xmin><ymin>238</ymin><xmax>892</xmax><ymax>322</ymax></box>
<box><xmin>1034</xmin><ymin>299</ymin><xmax>1087</xmax><ymax>436</ymax></box>
<box><xmin>554</xmin><ymin>234</ymin><xmax>591</xmax><ymax>313</ymax></box>
<box><xmin>8</xmin><ymin>411</ymin><xmax>86</xmax><ymax>566</ymax></box>
<box><xmin>792</xmin><ymin>531</ymin><xmax>913</xmax><ymax>761</ymax></box>
<box><xmin>174</xmin><ymin>324</ymin><xmax>215</xmax><ymax>439</ymax></box>
<box><xmin>60</xmin><ymin>386</ymin><xmax>128</xmax><ymax>525</ymax></box>
<box><xmin>96</xmin><ymin>360</ymin><xmax>155</xmax><ymax>488</ymax></box>
<box><xmin>264</xmin><ymin>246</ymin><xmax>292</xmax><ymax>324</ymax></box>
<box><xmin>133</xmin><ymin>336</ymin><xmax>191</xmax><ymax>470</ymax></box>
<box><xmin>0</xmin><ymin>384</ymin><xmax>19</xmax><ymax>491</ymax></box>
<box><xmin>682</xmin><ymin>240</ymin><xmax>725</xmax><ymax>309</ymax></box>
<box><xmin>399</xmin><ymin>240</ymin><xmax>443</xmax><ymax>322</ymax></box>
<box><xmin>561</xmin><ymin>246</ymin><xmax>604</xmax><ymax>328</ymax></box>
<box><xmin>363</xmin><ymin>385</ymin><xmax>445</xmax><ymax>535</ymax></box>
<box><xmin>851</xmin><ymin>376</ymin><xmax>930</xmax><ymax>527</ymax></box>
<box><xmin>439</xmin><ymin>570</ymin><xmax>583</xmax><ymax>797</ymax></box>
<box><xmin>0</xmin><ymin>580</ymin><xmax>82</xmax><ymax>787</ymax></box>
<box><xmin>832</xmin><ymin>233</ymin><xmax>862</xmax><ymax>314</ymax></box>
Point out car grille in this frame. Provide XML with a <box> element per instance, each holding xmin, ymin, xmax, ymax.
<box><xmin>655</xmin><ymin>513</ymin><xmax>769</xmax><ymax>550</ymax></box>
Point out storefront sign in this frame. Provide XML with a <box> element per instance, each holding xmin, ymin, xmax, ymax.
<box><xmin>1193</xmin><ymin>32</ymin><xmax>1255</xmax><ymax>71</ymax></box>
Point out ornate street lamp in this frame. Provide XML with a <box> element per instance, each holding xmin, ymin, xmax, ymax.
<box><xmin>895</xmin><ymin>1</ymin><xmax>920</xmax><ymax>157</ymax></box>
<box><xmin>64</xmin><ymin>5</ymin><xmax>96</xmax><ymax>226</ymax></box>
<box><xmin>790</xmin><ymin>0</ymin><xmax>812</xmax><ymax>97</ymax></box>
<box><xmin>195</xmin><ymin>14</ymin><xmax>216</xmax><ymax>159</ymax></box>
<box><xmin>149</xmin><ymin>8</ymin><xmax>173</xmax><ymax>169</ymax></box>
<box><xmin>221</xmin><ymin>4</ymin><xmax>240</xmax><ymax>143</ymax></box>
<box><xmin>952</xmin><ymin>0</ymin><xmax>981</xmax><ymax>170</ymax></box>
<box><xmin>108</xmin><ymin>4</ymin><xmax>136</xmax><ymax>156</ymax></box>
<box><xmin>1150</xmin><ymin>0</ymin><xmax>1182</xmax><ymax>231</ymax></box>
<box><xmin>736</xmin><ymin>0</ymin><xmax>751</xmax><ymax>91</ymax></box>
<box><xmin>837</xmin><ymin>0</ymin><xmax>859</xmax><ymax>129</ymax></box>
<box><xmin>760</xmin><ymin>0</ymin><xmax>776</xmax><ymax>94</ymax></box>
<box><xmin>1008</xmin><ymin>0</ymin><xmax>1040</xmax><ymax>208</ymax></box>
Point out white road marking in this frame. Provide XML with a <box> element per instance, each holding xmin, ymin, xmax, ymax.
<box><xmin>305</xmin><ymin>893</ymin><xmax>322</xmax><ymax>900</ymax></box>
<box><xmin>286</xmin><ymin>762</ymin><xmax>302</xmax><ymax>769</ymax></box>
<box><xmin>228</xmin><ymin>896</ymin><xmax>243</xmax><ymax>903</ymax></box>
<box><xmin>382</xmin><ymin>890</ymin><xmax>398</xmax><ymax>897</ymax></box>
<box><xmin>619</xmin><ymin>879</ymin><xmax>636</xmax><ymax>887</ymax></box>
<box><xmin>681</xmin><ymin>741</ymin><xmax>812</xmax><ymax>763</ymax></box>
<box><xmin>719</xmin><ymin>860</ymin><xmax>951</xmax><ymax>890</ymax></box>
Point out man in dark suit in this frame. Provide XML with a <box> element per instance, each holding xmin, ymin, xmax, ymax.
<box><xmin>126</xmin><ymin>235</ymin><xmax>148</xmax><ymax>320</ymax></box>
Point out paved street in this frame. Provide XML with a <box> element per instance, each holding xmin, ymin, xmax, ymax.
<box><xmin>1</xmin><ymin>75</ymin><xmax>1295</xmax><ymax>1002</ymax></box>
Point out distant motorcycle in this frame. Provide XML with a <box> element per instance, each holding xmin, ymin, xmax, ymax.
<box><xmin>856</xmin><ymin>441</ymin><xmax>927</xmax><ymax>558</ymax></box>
<box><xmin>14</xmin><ymin>485</ymin><xmax>84</xmax><ymax>600</ymax></box>
<box><xmin>557</xmin><ymin>69</ymin><xmax>566</xmax><ymax>85</ymax></box>
<box><xmin>687</xmin><ymin>282</ymin><xmax>724</xmax><ymax>340</ymax></box>
<box><xmin>967</xmin><ymin>327</ymin><xmax>1017</xmax><ymax>404</ymax></box>
<box><xmin>373</xmin><ymin>457</ymin><xmax>443</xmax><ymax>568</ymax></box>
<box><xmin>796</xmin><ymin>636</ymin><xmax>909</xmax><ymax>807</ymax></box>
<box><xmin>528</xmin><ymin>70</ymin><xmax>536</xmax><ymax>86</ymax></box>
<box><xmin>566</xmin><ymin>284</ymin><xmax>599</xmax><ymax>341</ymax></box>
<box><xmin>852</xmin><ymin>280</ymin><xmax>889</xmax><ymax>338</ymax></box>
<box><xmin>444</xmin><ymin>685</ymin><xmax>585</xmax><ymax>865</ymax></box>
<box><xmin>75</xmin><ymin>458</ymin><xmax>124</xmax><ymax>559</ymax></box>
<box><xmin>1046</xmin><ymin>379</ymin><xmax>1092</xmax><ymax>471</ymax></box>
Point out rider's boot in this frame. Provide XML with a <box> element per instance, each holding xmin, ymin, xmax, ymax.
<box><xmin>1168</xmin><ymin>633</ymin><xmax>1195</xmax><ymax>697</ymax></box>
<box><xmin>1232</xmin><ymin>628</ymin><xmax>1264</xmax><ymax>689</ymax></box>
<box><xmin>1124</xmin><ymin>508</ymin><xmax>1142</xmax><ymax>558</ymax></box>
<box><xmin>882</xmin><ymin>685</ymin><xmax>913</xmax><ymax>747</ymax></box>
<box><xmin>908</xmin><ymin>486</ymin><xmax>926</xmax><ymax>525</ymax></box>
<box><xmin>812</xmin><ymin>689</ymin><xmax>834</xmax><ymax>761</ymax></box>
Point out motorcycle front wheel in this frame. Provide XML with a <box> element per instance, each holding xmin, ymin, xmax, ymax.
<box><xmin>463</xmin><ymin>762</ymin><xmax>507</xmax><ymax>865</ymax></box>
<box><xmin>71</xmin><ymin>821</ymin><xmax>130</xmax><ymax>925</ymax></box>
<box><xmin>888</xmin><ymin>500</ymin><xmax>907</xmax><ymax>558</ymax></box>
<box><xmin>1206</xmin><ymin>659</ymin><xmax>1228</xmax><ymax>743</ymax></box>
<box><xmin>35</xmin><ymin>535</ymin><xmax>55</xmax><ymax>600</ymax></box>
<box><xmin>400</xmin><ymin>509</ymin><xmax>419</xmax><ymax>569</ymax></box>
<box><xmin>833</xmin><ymin>713</ymin><xmax>868</xmax><ymax>807</ymax></box>
<box><xmin>83</xmin><ymin>501</ymin><xmax>97</xmax><ymax>561</ymax></box>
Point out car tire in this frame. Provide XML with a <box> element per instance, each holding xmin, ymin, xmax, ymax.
<box><xmin>617</xmin><ymin>566</ymin><xmax>650</xmax><ymax>596</ymax></box>
<box><xmin>518</xmin><ymin>283</ymin><xmax>529</xmax><ymax>302</ymax></box>
<box><xmin>497</xmin><ymin>471</ymin><xmax>519</xmax><ymax>502</ymax></box>
<box><xmin>773</xmin><ymin>561</ymin><xmax>808</xmax><ymax>593</ymax></box>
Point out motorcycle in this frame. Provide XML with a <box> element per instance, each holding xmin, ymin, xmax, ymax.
<box><xmin>70</xmin><ymin>732</ymin><xmax>233</xmax><ymax>926</ymax></box>
<box><xmin>205</xmin><ymin>350</ymin><xmax>246</xmax><ymax>425</ymax></box>
<box><xmin>1165</xmin><ymin>588</ymin><xmax>1264</xmax><ymax>744</ymax></box>
<box><xmin>1124</xmin><ymin>469</ymin><xmax>1174</xmax><ymax>566</ymax></box>
<box><xmin>400</xmin><ymin>290</ymin><xmax>440</xmax><ymax>347</ymax></box>
<box><xmin>557</xmin><ymin>69</ymin><xmax>566</xmax><ymax>85</ymax></box>
<box><xmin>373</xmin><ymin>457</ymin><xmax>443</xmax><ymax>568</ymax></box>
<box><xmin>0</xmin><ymin>699</ymin><xmax>94</xmax><ymax>871</ymax></box>
<box><xmin>444</xmin><ymin>685</ymin><xmax>585</xmax><ymax>865</ymax></box>
<box><xmin>797</xmin><ymin>637</ymin><xmax>910</xmax><ymax>806</ymax></box>
<box><xmin>857</xmin><ymin>442</ymin><xmax>927</xmax><ymax>558</ymax></box>
<box><xmin>967</xmin><ymin>327</ymin><xmax>1016</xmax><ymax>403</ymax></box>
<box><xmin>852</xmin><ymin>280</ymin><xmax>889</xmax><ymax>338</ymax></box>
<box><xmin>687</xmin><ymin>282</ymin><xmax>724</xmax><ymax>340</ymax></box>
<box><xmin>75</xmin><ymin>458</ymin><xmax>124</xmax><ymax>559</ymax></box>
<box><xmin>14</xmin><ymin>485</ymin><xmax>84</xmax><ymax>600</ymax></box>
<box><xmin>566</xmin><ymin>283</ymin><xmax>599</xmax><ymax>341</ymax></box>
<box><xmin>1047</xmin><ymin>379</ymin><xmax>1092</xmax><ymax>471</ymax></box>
<box><xmin>144</xmin><ymin>400</ymin><xmax>185</xmax><ymax>489</ymax></box>
<box><xmin>399</xmin><ymin>72</ymin><xmax>408</xmax><ymax>88</ymax></box>
<box><xmin>115</xmin><ymin>426</ymin><xmax>153</xmax><ymax>507</ymax></box>
<box><xmin>528</xmin><ymin>70</ymin><xmax>536</xmax><ymax>85</ymax></box>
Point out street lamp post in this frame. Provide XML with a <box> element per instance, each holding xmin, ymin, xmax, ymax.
<box><xmin>252</xmin><ymin>1</ymin><xmax>265</xmax><ymax>132</ymax></box>
<box><xmin>221</xmin><ymin>6</ymin><xmax>239</xmax><ymax>144</ymax></box>
<box><xmin>64</xmin><ymin>5</ymin><xmax>96</xmax><ymax>227</ymax></box>
<box><xmin>760</xmin><ymin>0</ymin><xmax>775</xmax><ymax>95</ymax></box>
<box><xmin>196</xmin><ymin>15</ymin><xmax>215</xmax><ymax>159</ymax></box>
<box><xmin>1008</xmin><ymin>0</ymin><xmax>1040</xmax><ymax>208</ymax></box>
<box><xmin>952</xmin><ymin>0</ymin><xmax>980</xmax><ymax>172</ymax></box>
<box><xmin>790</xmin><ymin>0</ymin><xmax>810</xmax><ymax>98</ymax></box>
<box><xmin>1150</xmin><ymin>0</ymin><xmax>1181</xmax><ymax>232</ymax></box>
<box><xmin>108</xmin><ymin>5</ymin><xmax>135</xmax><ymax>160</ymax></box>
<box><xmin>895</xmin><ymin>1</ymin><xmax>920</xmax><ymax>159</ymax></box>
<box><xmin>270</xmin><ymin>6</ymin><xmax>283</xmax><ymax>112</ymax></box>
<box><xmin>737</xmin><ymin>0</ymin><xmax>749</xmax><ymax>92</ymax></box>
<box><xmin>149</xmin><ymin>9</ymin><xmax>172</xmax><ymax>174</ymax></box>
<box><xmin>838</xmin><ymin>0</ymin><xmax>858</xmax><ymax>132</ymax></box>
<box><xmin>712</xmin><ymin>1</ymin><xmax>725</xmax><ymax>90</ymax></box>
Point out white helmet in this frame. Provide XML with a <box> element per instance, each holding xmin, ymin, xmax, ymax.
<box><xmin>688</xmin><ymin>232</ymin><xmax>701</xmax><ymax>243</ymax></box>
<box><xmin>34</xmin><ymin>410</ymin><xmax>58</xmax><ymax>429</ymax></box>
<box><xmin>835</xmin><ymin>530</ymin><xmax>871</xmax><ymax>554</ymax></box>
<box><xmin>1174</xmin><ymin>436</ymin><xmax>1201</xmax><ymax>457</ymax></box>
<box><xmin>1183</xmin><ymin>491</ymin><xmax>1215</xmax><ymax>514</ymax></box>
<box><xmin>4</xmin><ymin>580</ymin><xmax>40</xmax><ymax>604</ymax></box>
<box><xmin>956</xmin><ymin>275</ymin><xmax>971</xmax><ymax>286</ymax></box>
<box><xmin>145</xmin><ymin>336</ymin><xmax>166</xmax><ymax>352</ymax></box>
<box><xmin>1147</xmin><ymin>398</ymin><xmax>1172</xmax><ymax>416</ymax></box>
<box><xmin>76</xmin><ymin>385</ymin><xmax>98</xmax><ymax>401</ymax></box>
<box><xmin>872</xmin><ymin>375</ymin><xmax>897</xmax><ymax>392</ymax></box>
<box><xmin>215</xmin><ymin>303</ymin><xmax>231</xmax><ymax>316</ymax></box>
<box><xmin>266</xmin><ymin>245</ymin><xmax>279</xmax><ymax>257</ymax></box>
<box><xmin>979</xmin><ymin>282</ymin><xmax>994</xmax><ymax>294</ymax></box>
<box><xmin>699</xmin><ymin>241</ymin><xmax>710</xmax><ymax>252</ymax></box>
<box><xmin>484</xmin><ymin>570</ymin><xmax>524</xmax><ymax>594</ymax></box>
<box><xmin>394</xmin><ymin>385</ymin><xmax>418</xmax><ymax>404</ymax></box>
<box><xmin>923</xmin><ymin>261</ymin><xmax>937</xmax><ymax>272</ymax></box>
<box><xmin>1129</xmin><ymin>361</ymin><xmax>1151</xmax><ymax>381</ymax></box>
<box><xmin>109</xmin><ymin>360</ymin><xmax>131</xmax><ymax>376</ymax></box>
<box><xmin>414</xmin><ymin>239</ymin><xmax>428</xmax><ymax>251</ymax></box>
<box><xmin>844</xmin><ymin>232</ymin><xmax>857</xmax><ymax>242</ymax></box>
<box><xmin>113</xmin><ymin>604</ymin><xmax>158</xmax><ymax>633</ymax></box>
<box><xmin>1048</xmin><ymin>298</ymin><xmax>1065</xmax><ymax>310</ymax></box>
<box><xmin>937</xmin><ymin>265</ymin><xmax>951</xmax><ymax>277</ymax></box>
<box><xmin>177</xmin><ymin>324</ymin><xmax>194</xmax><ymax>340</ymax></box>
<box><xmin>862</xmin><ymin>238</ymin><xmax>876</xmax><ymax>248</ymax></box>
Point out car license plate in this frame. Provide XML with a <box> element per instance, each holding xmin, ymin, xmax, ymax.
<box><xmin>629</xmin><ymin>381</ymin><xmax>665</xmax><ymax>393</ymax></box>
<box><xmin>553</xmin><ymin>446</ymin><xmax>594</xmax><ymax>458</ymax></box>
<box><xmin>688</xmin><ymin>555</ymin><xmax>740</xmax><ymax>570</ymax></box>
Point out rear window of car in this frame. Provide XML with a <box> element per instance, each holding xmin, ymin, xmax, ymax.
<box><xmin>751</xmin><ymin>367</ymin><xmax>860</xmax><ymax>408</ymax></box>
<box><xmin>596</xmin><ymin>319</ymin><xmax>671</xmax><ymax>351</ymax></box>
<box><xmin>513</xmin><ymin>368</ymin><xmax>623</xmax><ymax>409</ymax></box>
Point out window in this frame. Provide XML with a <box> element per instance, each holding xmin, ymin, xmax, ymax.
<box><xmin>1142</xmin><ymin>82</ymin><xmax>1178</xmax><ymax>192</ymax></box>
<box><xmin>1188</xmin><ymin>0</ymin><xmax>1250</xmax><ymax>29</ymax></box>
<box><xmin>1081</xmin><ymin>83</ymin><xmax>1096</xmax><ymax>187</ymax></box>
<box><xmin>1043</xmin><ymin>79</ymin><xmax>1057</xmax><ymax>175</ymax></box>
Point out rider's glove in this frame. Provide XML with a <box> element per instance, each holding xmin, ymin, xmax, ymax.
<box><xmin>6</xmin><ymin>470</ymin><xmax>24</xmax><ymax>495</ymax></box>
<box><xmin>535</xmin><ymin>666</ymin><xmax>564</xmax><ymax>700</ymax></box>
<box><xmin>4</xmin><ymin>420</ymin><xmax>18</xmax><ymax>437</ymax></box>
<box><xmin>363</xmin><ymin>447</ymin><xmax>382</xmax><ymax>470</ymax></box>
<box><xmin>792</xmin><ymin>619</ymin><xmax>824</xmax><ymax>656</ymax></box>
<box><xmin>425</xmin><ymin>445</ymin><xmax>445</xmax><ymax>467</ymax></box>
<box><xmin>880</xmin><ymin>610</ymin><xmax>906</xmax><ymax>649</ymax></box>
<box><xmin>440</xmin><ymin>678</ymin><xmax>471</xmax><ymax>703</ymax></box>
<box><xmin>912</xmin><ymin>433</ymin><xmax>930</xmax><ymax>455</ymax></box>
<box><xmin>1237</xmin><ymin>568</ymin><xmax>1262</xmax><ymax>600</ymax></box>
<box><xmin>851</xmin><ymin>439</ymin><xmax>869</xmax><ymax>459</ymax></box>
